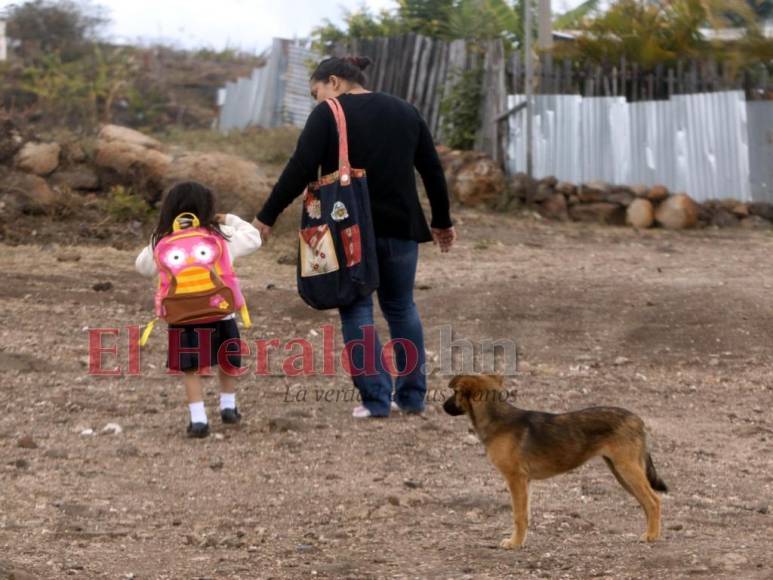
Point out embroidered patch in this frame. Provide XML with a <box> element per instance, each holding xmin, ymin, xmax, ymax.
<box><xmin>304</xmin><ymin>191</ymin><xmax>322</xmax><ymax>220</ymax></box>
<box><xmin>299</xmin><ymin>225</ymin><xmax>339</xmax><ymax>277</ymax></box>
<box><xmin>340</xmin><ymin>225</ymin><xmax>362</xmax><ymax>267</ymax></box>
<box><xmin>331</xmin><ymin>201</ymin><xmax>349</xmax><ymax>222</ymax></box>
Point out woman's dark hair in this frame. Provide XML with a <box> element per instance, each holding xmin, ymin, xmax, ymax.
<box><xmin>152</xmin><ymin>181</ymin><xmax>228</xmax><ymax>246</ymax></box>
<box><xmin>310</xmin><ymin>56</ymin><xmax>372</xmax><ymax>87</ymax></box>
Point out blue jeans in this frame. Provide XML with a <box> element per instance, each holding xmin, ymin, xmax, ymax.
<box><xmin>339</xmin><ymin>237</ymin><xmax>426</xmax><ymax>416</ymax></box>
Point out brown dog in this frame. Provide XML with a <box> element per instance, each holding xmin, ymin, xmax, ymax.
<box><xmin>443</xmin><ymin>374</ymin><xmax>668</xmax><ymax>549</ymax></box>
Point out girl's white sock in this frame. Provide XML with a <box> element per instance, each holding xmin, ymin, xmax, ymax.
<box><xmin>189</xmin><ymin>401</ymin><xmax>208</xmax><ymax>424</ymax></box>
<box><xmin>220</xmin><ymin>393</ymin><xmax>236</xmax><ymax>411</ymax></box>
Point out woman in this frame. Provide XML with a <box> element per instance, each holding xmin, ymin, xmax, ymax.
<box><xmin>254</xmin><ymin>56</ymin><xmax>456</xmax><ymax>418</ymax></box>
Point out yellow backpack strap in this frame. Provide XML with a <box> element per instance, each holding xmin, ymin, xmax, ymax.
<box><xmin>139</xmin><ymin>318</ymin><xmax>158</xmax><ymax>347</ymax></box>
<box><xmin>240</xmin><ymin>304</ymin><xmax>252</xmax><ymax>328</ymax></box>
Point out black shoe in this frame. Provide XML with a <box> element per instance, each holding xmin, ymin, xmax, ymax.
<box><xmin>220</xmin><ymin>407</ymin><xmax>242</xmax><ymax>425</ymax></box>
<box><xmin>187</xmin><ymin>422</ymin><xmax>210</xmax><ymax>438</ymax></box>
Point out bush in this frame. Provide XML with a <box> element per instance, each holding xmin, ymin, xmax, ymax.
<box><xmin>439</xmin><ymin>67</ymin><xmax>483</xmax><ymax>151</ymax></box>
<box><xmin>102</xmin><ymin>185</ymin><xmax>152</xmax><ymax>222</ymax></box>
<box><xmin>4</xmin><ymin>0</ymin><xmax>108</xmax><ymax>62</ymax></box>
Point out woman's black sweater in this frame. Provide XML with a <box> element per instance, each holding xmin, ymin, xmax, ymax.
<box><xmin>256</xmin><ymin>92</ymin><xmax>453</xmax><ymax>242</ymax></box>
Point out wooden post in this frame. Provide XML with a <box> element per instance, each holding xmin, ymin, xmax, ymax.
<box><xmin>524</xmin><ymin>0</ymin><xmax>534</xmax><ymax>179</ymax></box>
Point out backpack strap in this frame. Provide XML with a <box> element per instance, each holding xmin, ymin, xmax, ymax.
<box><xmin>325</xmin><ymin>97</ymin><xmax>351</xmax><ymax>186</ymax></box>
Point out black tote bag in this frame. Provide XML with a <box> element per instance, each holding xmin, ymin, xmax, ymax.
<box><xmin>296</xmin><ymin>97</ymin><xmax>379</xmax><ymax>310</ymax></box>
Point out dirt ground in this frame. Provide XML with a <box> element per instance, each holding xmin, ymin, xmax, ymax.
<box><xmin>1</xmin><ymin>208</ymin><xmax>771</xmax><ymax>580</ymax></box>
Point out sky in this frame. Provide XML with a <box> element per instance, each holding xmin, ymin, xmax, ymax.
<box><xmin>0</xmin><ymin>0</ymin><xmax>587</xmax><ymax>52</ymax></box>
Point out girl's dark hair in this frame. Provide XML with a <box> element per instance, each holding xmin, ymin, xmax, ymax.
<box><xmin>310</xmin><ymin>56</ymin><xmax>372</xmax><ymax>87</ymax></box>
<box><xmin>152</xmin><ymin>181</ymin><xmax>228</xmax><ymax>247</ymax></box>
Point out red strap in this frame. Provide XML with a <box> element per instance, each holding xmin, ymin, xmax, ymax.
<box><xmin>325</xmin><ymin>97</ymin><xmax>351</xmax><ymax>185</ymax></box>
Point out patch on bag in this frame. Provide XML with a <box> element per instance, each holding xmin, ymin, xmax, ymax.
<box><xmin>299</xmin><ymin>225</ymin><xmax>339</xmax><ymax>277</ymax></box>
<box><xmin>304</xmin><ymin>192</ymin><xmax>322</xmax><ymax>220</ymax></box>
<box><xmin>330</xmin><ymin>201</ymin><xmax>349</xmax><ymax>222</ymax></box>
<box><xmin>209</xmin><ymin>294</ymin><xmax>230</xmax><ymax>310</ymax></box>
<box><xmin>341</xmin><ymin>225</ymin><xmax>362</xmax><ymax>267</ymax></box>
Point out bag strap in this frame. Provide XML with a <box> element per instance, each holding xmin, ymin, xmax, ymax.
<box><xmin>325</xmin><ymin>97</ymin><xmax>351</xmax><ymax>186</ymax></box>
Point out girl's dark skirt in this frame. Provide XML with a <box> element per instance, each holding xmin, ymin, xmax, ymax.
<box><xmin>167</xmin><ymin>318</ymin><xmax>242</xmax><ymax>373</ymax></box>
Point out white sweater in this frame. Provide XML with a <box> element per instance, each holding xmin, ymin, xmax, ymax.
<box><xmin>135</xmin><ymin>213</ymin><xmax>261</xmax><ymax>277</ymax></box>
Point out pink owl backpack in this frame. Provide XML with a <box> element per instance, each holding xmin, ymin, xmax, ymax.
<box><xmin>139</xmin><ymin>212</ymin><xmax>251</xmax><ymax>347</ymax></box>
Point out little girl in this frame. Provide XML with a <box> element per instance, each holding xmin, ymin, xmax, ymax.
<box><xmin>135</xmin><ymin>181</ymin><xmax>261</xmax><ymax>438</ymax></box>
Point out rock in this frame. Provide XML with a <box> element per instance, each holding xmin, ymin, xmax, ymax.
<box><xmin>209</xmin><ymin>458</ymin><xmax>224</xmax><ymax>471</ymax></box>
<box><xmin>748</xmin><ymin>202</ymin><xmax>773</xmax><ymax>221</ymax></box>
<box><xmin>646</xmin><ymin>185</ymin><xmax>669</xmax><ymax>202</ymax></box>
<box><xmin>14</xmin><ymin>142</ymin><xmax>61</xmax><ymax>176</ymax></box>
<box><xmin>569</xmin><ymin>202</ymin><xmax>626</xmax><ymax>225</ymax></box>
<box><xmin>50</xmin><ymin>166</ymin><xmax>100</xmax><ymax>191</ymax></box>
<box><xmin>100</xmin><ymin>423</ymin><xmax>123</xmax><ymax>435</ymax></box>
<box><xmin>92</xmin><ymin>282</ymin><xmax>113</xmax><ymax>292</ymax></box>
<box><xmin>710</xmin><ymin>208</ymin><xmax>740</xmax><ymax>228</ymax></box>
<box><xmin>17</xmin><ymin>435</ymin><xmax>37</xmax><ymax>449</ymax></box>
<box><xmin>532</xmin><ymin>183</ymin><xmax>554</xmax><ymax>203</ymax></box>
<box><xmin>98</xmin><ymin>124</ymin><xmax>163</xmax><ymax>150</ymax></box>
<box><xmin>61</xmin><ymin>142</ymin><xmax>87</xmax><ymax>163</ymax></box>
<box><xmin>538</xmin><ymin>193</ymin><xmax>569</xmax><ymax>221</ymax></box>
<box><xmin>626</xmin><ymin>198</ymin><xmax>655</xmax><ymax>228</ymax></box>
<box><xmin>555</xmin><ymin>181</ymin><xmax>576</xmax><ymax>196</ymax></box>
<box><xmin>267</xmin><ymin>417</ymin><xmax>304</xmax><ymax>433</ymax></box>
<box><xmin>508</xmin><ymin>172</ymin><xmax>537</xmax><ymax>201</ymax></box>
<box><xmin>630</xmin><ymin>184</ymin><xmax>649</xmax><ymax>197</ymax></box>
<box><xmin>655</xmin><ymin>193</ymin><xmax>698</xmax><ymax>229</ymax></box>
<box><xmin>56</xmin><ymin>251</ymin><xmax>81</xmax><ymax>263</ymax></box>
<box><xmin>0</xmin><ymin>172</ymin><xmax>57</xmax><ymax>215</ymax></box>
<box><xmin>740</xmin><ymin>215</ymin><xmax>771</xmax><ymax>230</ymax></box>
<box><xmin>14</xmin><ymin>459</ymin><xmax>29</xmax><ymax>469</ymax></box>
<box><xmin>613</xmin><ymin>356</ymin><xmax>630</xmax><ymax>366</ymax></box>
<box><xmin>80</xmin><ymin>429</ymin><xmax>95</xmax><ymax>436</ymax></box>
<box><xmin>403</xmin><ymin>479</ymin><xmax>423</xmax><ymax>489</ymax></box>
<box><xmin>576</xmin><ymin>183</ymin><xmax>605</xmax><ymax>203</ymax></box>
<box><xmin>0</xmin><ymin>118</ymin><xmax>25</xmax><ymax>162</ymax></box>
<box><xmin>539</xmin><ymin>175</ymin><xmax>558</xmax><ymax>188</ymax></box>
<box><xmin>438</xmin><ymin>149</ymin><xmax>506</xmax><ymax>206</ymax></box>
<box><xmin>44</xmin><ymin>448</ymin><xmax>69</xmax><ymax>459</ymax></box>
<box><xmin>386</xmin><ymin>495</ymin><xmax>400</xmax><ymax>506</ymax></box>
<box><xmin>163</xmin><ymin>153</ymin><xmax>273</xmax><ymax>217</ymax></box>
<box><xmin>95</xmin><ymin>140</ymin><xmax>172</xmax><ymax>194</ymax></box>
<box><xmin>722</xmin><ymin>200</ymin><xmax>748</xmax><ymax>217</ymax></box>
<box><xmin>605</xmin><ymin>187</ymin><xmax>635</xmax><ymax>207</ymax></box>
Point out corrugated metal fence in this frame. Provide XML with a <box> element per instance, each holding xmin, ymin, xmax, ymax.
<box><xmin>218</xmin><ymin>38</ymin><xmax>315</xmax><ymax>132</ymax></box>
<box><xmin>507</xmin><ymin>91</ymin><xmax>772</xmax><ymax>202</ymax></box>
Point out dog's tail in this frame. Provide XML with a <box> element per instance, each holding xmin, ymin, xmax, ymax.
<box><xmin>645</xmin><ymin>453</ymin><xmax>668</xmax><ymax>493</ymax></box>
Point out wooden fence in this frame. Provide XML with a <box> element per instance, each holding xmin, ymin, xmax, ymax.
<box><xmin>512</xmin><ymin>54</ymin><xmax>772</xmax><ymax>101</ymax></box>
<box><xmin>333</xmin><ymin>35</ymin><xmax>508</xmax><ymax>160</ymax></box>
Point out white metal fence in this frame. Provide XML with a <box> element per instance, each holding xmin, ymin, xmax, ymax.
<box><xmin>218</xmin><ymin>38</ymin><xmax>315</xmax><ymax>132</ymax></box>
<box><xmin>0</xmin><ymin>20</ymin><xmax>7</xmax><ymax>62</ymax></box>
<box><xmin>507</xmin><ymin>90</ymin><xmax>773</xmax><ymax>203</ymax></box>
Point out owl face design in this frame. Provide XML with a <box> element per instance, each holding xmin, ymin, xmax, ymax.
<box><xmin>161</xmin><ymin>239</ymin><xmax>219</xmax><ymax>274</ymax></box>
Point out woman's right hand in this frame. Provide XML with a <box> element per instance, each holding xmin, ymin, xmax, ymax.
<box><xmin>431</xmin><ymin>226</ymin><xmax>456</xmax><ymax>253</ymax></box>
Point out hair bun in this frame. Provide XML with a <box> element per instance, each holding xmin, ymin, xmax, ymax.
<box><xmin>346</xmin><ymin>56</ymin><xmax>372</xmax><ymax>71</ymax></box>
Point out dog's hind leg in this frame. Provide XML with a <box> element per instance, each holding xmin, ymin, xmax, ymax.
<box><xmin>608</xmin><ymin>452</ymin><xmax>662</xmax><ymax>542</ymax></box>
<box><xmin>500</xmin><ymin>474</ymin><xmax>529</xmax><ymax>549</ymax></box>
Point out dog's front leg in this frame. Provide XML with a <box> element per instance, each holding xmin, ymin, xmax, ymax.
<box><xmin>501</xmin><ymin>474</ymin><xmax>529</xmax><ymax>549</ymax></box>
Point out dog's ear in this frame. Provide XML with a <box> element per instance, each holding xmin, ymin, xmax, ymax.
<box><xmin>486</xmin><ymin>374</ymin><xmax>505</xmax><ymax>388</ymax></box>
<box><xmin>448</xmin><ymin>375</ymin><xmax>476</xmax><ymax>394</ymax></box>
